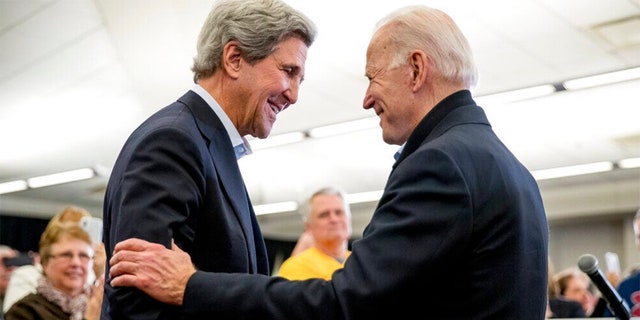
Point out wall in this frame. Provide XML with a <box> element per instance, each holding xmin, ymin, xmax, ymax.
<box><xmin>549</xmin><ymin>211</ymin><xmax>640</xmax><ymax>278</ymax></box>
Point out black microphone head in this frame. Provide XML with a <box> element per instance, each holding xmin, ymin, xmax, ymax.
<box><xmin>578</xmin><ymin>254</ymin><xmax>599</xmax><ymax>275</ymax></box>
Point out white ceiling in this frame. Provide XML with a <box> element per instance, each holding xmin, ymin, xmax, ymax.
<box><xmin>1</xmin><ymin>0</ymin><xmax>639</xmax><ymax>240</ymax></box>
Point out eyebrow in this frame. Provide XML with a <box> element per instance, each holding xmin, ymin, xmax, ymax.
<box><xmin>53</xmin><ymin>250</ymin><xmax>91</xmax><ymax>255</ymax></box>
<box><xmin>364</xmin><ymin>66</ymin><xmax>377</xmax><ymax>79</ymax></box>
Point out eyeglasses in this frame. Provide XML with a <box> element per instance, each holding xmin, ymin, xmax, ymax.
<box><xmin>48</xmin><ymin>251</ymin><xmax>93</xmax><ymax>263</ymax></box>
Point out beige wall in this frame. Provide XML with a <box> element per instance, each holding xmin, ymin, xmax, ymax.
<box><xmin>549</xmin><ymin>211</ymin><xmax>640</xmax><ymax>279</ymax></box>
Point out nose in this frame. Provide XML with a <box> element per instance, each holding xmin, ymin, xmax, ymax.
<box><xmin>363</xmin><ymin>88</ymin><xmax>374</xmax><ymax>110</ymax></box>
<box><xmin>69</xmin><ymin>255</ymin><xmax>83</xmax><ymax>265</ymax></box>
<box><xmin>328</xmin><ymin>211</ymin><xmax>344</xmax><ymax>221</ymax></box>
<box><xmin>283</xmin><ymin>80</ymin><xmax>299</xmax><ymax>109</ymax></box>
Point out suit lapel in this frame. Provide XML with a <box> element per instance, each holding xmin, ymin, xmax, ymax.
<box><xmin>208</xmin><ymin>135</ymin><xmax>257</xmax><ymax>272</ymax></box>
<box><xmin>178</xmin><ymin>91</ymin><xmax>258</xmax><ymax>272</ymax></box>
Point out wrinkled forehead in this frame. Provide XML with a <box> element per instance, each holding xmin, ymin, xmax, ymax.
<box><xmin>367</xmin><ymin>28</ymin><xmax>395</xmax><ymax>65</ymax></box>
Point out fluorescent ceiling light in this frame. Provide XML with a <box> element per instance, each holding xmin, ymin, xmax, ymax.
<box><xmin>345</xmin><ymin>190</ymin><xmax>383</xmax><ymax>204</ymax></box>
<box><xmin>563</xmin><ymin>67</ymin><xmax>640</xmax><ymax>90</ymax></box>
<box><xmin>254</xmin><ymin>201</ymin><xmax>299</xmax><ymax>215</ymax></box>
<box><xmin>619</xmin><ymin>157</ymin><xmax>640</xmax><ymax>169</ymax></box>
<box><xmin>253</xmin><ymin>190</ymin><xmax>384</xmax><ymax>216</ymax></box>
<box><xmin>27</xmin><ymin>168</ymin><xmax>96</xmax><ymax>188</ymax></box>
<box><xmin>93</xmin><ymin>164</ymin><xmax>113</xmax><ymax>177</ymax></box>
<box><xmin>308</xmin><ymin>117</ymin><xmax>379</xmax><ymax>138</ymax></box>
<box><xmin>0</xmin><ymin>180</ymin><xmax>28</xmax><ymax>195</ymax></box>
<box><xmin>475</xmin><ymin>84</ymin><xmax>556</xmax><ymax>105</ymax></box>
<box><xmin>531</xmin><ymin>161</ymin><xmax>614</xmax><ymax>180</ymax></box>
<box><xmin>249</xmin><ymin>132</ymin><xmax>306</xmax><ymax>150</ymax></box>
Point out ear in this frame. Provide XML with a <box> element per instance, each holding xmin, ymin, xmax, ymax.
<box><xmin>409</xmin><ymin>50</ymin><xmax>428</xmax><ymax>91</ymax></box>
<box><xmin>222</xmin><ymin>40</ymin><xmax>243</xmax><ymax>79</ymax></box>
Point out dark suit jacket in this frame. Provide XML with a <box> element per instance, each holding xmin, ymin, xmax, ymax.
<box><xmin>180</xmin><ymin>90</ymin><xmax>550</xmax><ymax>319</ymax></box>
<box><xmin>101</xmin><ymin>90</ymin><xmax>269</xmax><ymax>319</ymax></box>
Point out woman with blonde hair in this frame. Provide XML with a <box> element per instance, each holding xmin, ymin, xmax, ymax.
<box><xmin>5</xmin><ymin>223</ymin><xmax>102</xmax><ymax>319</ymax></box>
<box><xmin>2</xmin><ymin>206</ymin><xmax>105</xmax><ymax>314</ymax></box>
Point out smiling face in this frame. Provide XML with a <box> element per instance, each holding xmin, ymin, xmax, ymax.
<box><xmin>42</xmin><ymin>235</ymin><xmax>93</xmax><ymax>297</ymax></box>
<box><xmin>234</xmin><ymin>36</ymin><xmax>309</xmax><ymax>138</ymax></box>
<box><xmin>363</xmin><ymin>27</ymin><xmax>420</xmax><ymax>146</ymax></box>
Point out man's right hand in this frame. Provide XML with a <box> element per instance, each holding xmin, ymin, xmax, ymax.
<box><xmin>109</xmin><ymin>238</ymin><xmax>196</xmax><ymax>306</ymax></box>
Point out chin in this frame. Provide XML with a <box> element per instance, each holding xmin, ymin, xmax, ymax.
<box><xmin>255</xmin><ymin>132</ymin><xmax>269</xmax><ymax>139</ymax></box>
<box><xmin>382</xmin><ymin>135</ymin><xmax>396</xmax><ymax>145</ymax></box>
<box><xmin>259</xmin><ymin>127</ymin><xmax>273</xmax><ymax>139</ymax></box>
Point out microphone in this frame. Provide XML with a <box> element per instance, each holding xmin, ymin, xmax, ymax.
<box><xmin>577</xmin><ymin>254</ymin><xmax>630</xmax><ymax>320</ymax></box>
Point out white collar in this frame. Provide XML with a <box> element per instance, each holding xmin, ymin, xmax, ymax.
<box><xmin>191</xmin><ymin>84</ymin><xmax>252</xmax><ymax>159</ymax></box>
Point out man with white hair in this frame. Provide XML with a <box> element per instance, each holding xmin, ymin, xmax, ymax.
<box><xmin>278</xmin><ymin>187</ymin><xmax>352</xmax><ymax>280</ymax></box>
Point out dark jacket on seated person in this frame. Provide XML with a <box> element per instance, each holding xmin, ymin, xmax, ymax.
<box><xmin>549</xmin><ymin>297</ymin><xmax>586</xmax><ymax>318</ymax></box>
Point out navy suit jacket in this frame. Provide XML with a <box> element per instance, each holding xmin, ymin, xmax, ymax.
<box><xmin>180</xmin><ymin>90</ymin><xmax>549</xmax><ymax>319</ymax></box>
<box><xmin>101</xmin><ymin>90</ymin><xmax>269</xmax><ymax>319</ymax></box>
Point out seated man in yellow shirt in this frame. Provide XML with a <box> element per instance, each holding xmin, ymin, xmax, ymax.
<box><xmin>278</xmin><ymin>187</ymin><xmax>352</xmax><ymax>280</ymax></box>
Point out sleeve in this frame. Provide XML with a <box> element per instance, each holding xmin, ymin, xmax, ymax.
<box><xmin>276</xmin><ymin>256</ymin><xmax>296</xmax><ymax>280</ymax></box>
<box><xmin>277</xmin><ymin>255</ymin><xmax>317</xmax><ymax>280</ymax></box>
<box><xmin>4</xmin><ymin>296</ymin><xmax>41</xmax><ymax>320</ymax></box>
<box><xmin>331</xmin><ymin>147</ymin><xmax>472</xmax><ymax>316</ymax></box>
<box><xmin>106</xmin><ymin>126</ymin><xmax>207</xmax><ymax>319</ymax></box>
<box><xmin>2</xmin><ymin>265</ymin><xmax>40</xmax><ymax>313</ymax></box>
<box><xmin>179</xmin><ymin>147</ymin><xmax>471</xmax><ymax>319</ymax></box>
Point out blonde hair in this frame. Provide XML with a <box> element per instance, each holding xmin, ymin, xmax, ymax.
<box><xmin>45</xmin><ymin>206</ymin><xmax>91</xmax><ymax>232</ymax></box>
<box><xmin>553</xmin><ymin>267</ymin><xmax>589</xmax><ymax>296</ymax></box>
<box><xmin>39</xmin><ymin>223</ymin><xmax>91</xmax><ymax>266</ymax></box>
<box><xmin>39</xmin><ymin>206</ymin><xmax>93</xmax><ymax>267</ymax></box>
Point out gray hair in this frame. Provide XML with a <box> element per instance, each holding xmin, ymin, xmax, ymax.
<box><xmin>301</xmin><ymin>187</ymin><xmax>351</xmax><ymax>221</ymax></box>
<box><xmin>191</xmin><ymin>0</ymin><xmax>317</xmax><ymax>82</ymax></box>
<box><xmin>375</xmin><ymin>5</ymin><xmax>478</xmax><ymax>89</ymax></box>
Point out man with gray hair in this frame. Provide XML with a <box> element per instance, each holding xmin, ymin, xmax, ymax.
<box><xmin>101</xmin><ymin>0</ymin><xmax>316</xmax><ymax>318</ymax></box>
<box><xmin>108</xmin><ymin>4</ymin><xmax>548</xmax><ymax>318</ymax></box>
<box><xmin>277</xmin><ymin>187</ymin><xmax>352</xmax><ymax>280</ymax></box>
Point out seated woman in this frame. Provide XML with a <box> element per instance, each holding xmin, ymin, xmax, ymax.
<box><xmin>2</xmin><ymin>206</ymin><xmax>106</xmax><ymax>314</ymax></box>
<box><xmin>4</xmin><ymin>222</ymin><xmax>102</xmax><ymax>320</ymax></box>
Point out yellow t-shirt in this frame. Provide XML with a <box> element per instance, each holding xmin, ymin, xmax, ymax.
<box><xmin>277</xmin><ymin>247</ymin><xmax>351</xmax><ymax>280</ymax></box>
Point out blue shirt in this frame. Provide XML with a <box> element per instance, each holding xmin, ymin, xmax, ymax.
<box><xmin>617</xmin><ymin>272</ymin><xmax>640</xmax><ymax>316</ymax></box>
